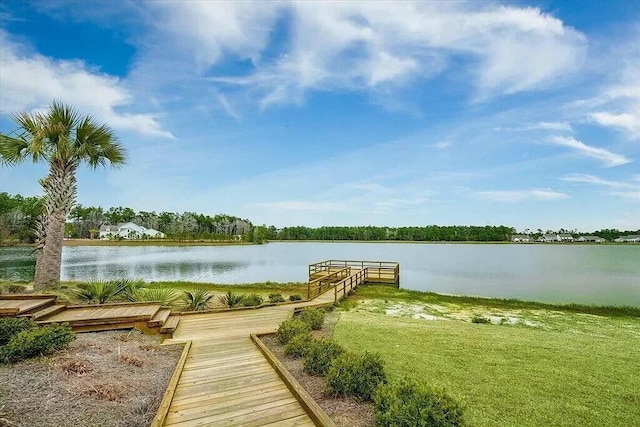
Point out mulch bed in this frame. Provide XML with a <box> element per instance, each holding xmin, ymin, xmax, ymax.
<box><xmin>0</xmin><ymin>330</ymin><xmax>183</xmax><ymax>427</ymax></box>
<box><xmin>262</xmin><ymin>310</ymin><xmax>375</xmax><ymax>427</ymax></box>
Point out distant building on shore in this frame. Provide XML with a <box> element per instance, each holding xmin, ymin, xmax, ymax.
<box><xmin>576</xmin><ymin>235</ymin><xmax>606</xmax><ymax>243</ymax></box>
<box><xmin>537</xmin><ymin>233</ymin><xmax>574</xmax><ymax>243</ymax></box>
<box><xmin>614</xmin><ymin>235</ymin><xmax>640</xmax><ymax>243</ymax></box>
<box><xmin>99</xmin><ymin>222</ymin><xmax>166</xmax><ymax>240</ymax></box>
<box><xmin>511</xmin><ymin>234</ymin><xmax>533</xmax><ymax>242</ymax></box>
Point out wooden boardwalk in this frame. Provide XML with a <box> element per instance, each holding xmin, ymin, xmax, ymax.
<box><xmin>156</xmin><ymin>260</ymin><xmax>396</xmax><ymax>426</ymax></box>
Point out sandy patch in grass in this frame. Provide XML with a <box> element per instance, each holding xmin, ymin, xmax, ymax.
<box><xmin>0</xmin><ymin>330</ymin><xmax>183</xmax><ymax>427</ymax></box>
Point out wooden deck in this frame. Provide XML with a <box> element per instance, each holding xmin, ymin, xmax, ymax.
<box><xmin>2</xmin><ymin>259</ymin><xmax>397</xmax><ymax>426</ymax></box>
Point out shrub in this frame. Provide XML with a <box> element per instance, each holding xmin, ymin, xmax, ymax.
<box><xmin>299</xmin><ymin>308</ymin><xmax>325</xmax><ymax>330</ymax></box>
<box><xmin>289</xmin><ymin>294</ymin><xmax>302</xmax><ymax>301</ymax></box>
<box><xmin>132</xmin><ymin>286</ymin><xmax>179</xmax><ymax>306</ymax></box>
<box><xmin>471</xmin><ymin>315</ymin><xmax>491</xmax><ymax>324</ymax></box>
<box><xmin>75</xmin><ymin>280</ymin><xmax>119</xmax><ymax>304</ymax></box>
<box><xmin>326</xmin><ymin>351</ymin><xmax>386</xmax><ymax>400</ymax></box>
<box><xmin>303</xmin><ymin>338</ymin><xmax>345</xmax><ymax>376</ymax></box>
<box><xmin>219</xmin><ymin>291</ymin><xmax>245</xmax><ymax>308</ymax></box>
<box><xmin>242</xmin><ymin>294</ymin><xmax>264</xmax><ymax>307</ymax></box>
<box><xmin>276</xmin><ymin>319</ymin><xmax>311</xmax><ymax>345</ymax></box>
<box><xmin>283</xmin><ymin>332</ymin><xmax>314</xmax><ymax>358</ymax></box>
<box><xmin>114</xmin><ymin>278</ymin><xmax>144</xmax><ymax>301</ymax></box>
<box><xmin>0</xmin><ymin>317</ymin><xmax>36</xmax><ymax>346</ymax></box>
<box><xmin>182</xmin><ymin>288</ymin><xmax>214</xmax><ymax>311</ymax></box>
<box><xmin>268</xmin><ymin>293</ymin><xmax>285</xmax><ymax>303</ymax></box>
<box><xmin>374</xmin><ymin>377</ymin><xmax>466</xmax><ymax>427</ymax></box>
<box><xmin>1</xmin><ymin>323</ymin><xmax>75</xmax><ymax>363</ymax></box>
<box><xmin>5</xmin><ymin>284</ymin><xmax>27</xmax><ymax>293</ymax></box>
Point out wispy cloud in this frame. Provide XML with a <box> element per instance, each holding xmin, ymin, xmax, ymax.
<box><xmin>0</xmin><ymin>31</ymin><xmax>173</xmax><ymax>138</ymax></box>
<box><xmin>562</xmin><ymin>173</ymin><xmax>640</xmax><ymax>202</ymax></box>
<box><xmin>475</xmin><ymin>189</ymin><xmax>569</xmax><ymax>202</ymax></box>
<box><xmin>549</xmin><ymin>136</ymin><xmax>630</xmax><ymax>167</ymax></box>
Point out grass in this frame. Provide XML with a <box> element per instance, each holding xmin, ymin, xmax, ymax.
<box><xmin>333</xmin><ymin>286</ymin><xmax>640</xmax><ymax>426</ymax></box>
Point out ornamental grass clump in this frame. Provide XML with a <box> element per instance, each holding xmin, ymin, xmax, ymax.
<box><xmin>288</xmin><ymin>294</ymin><xmax>302</xmax><ymax>301</ymax></box>
<box><xmin>326</xmin><ymin>351</ymin><xmax>386</xmax><ymax>400</ymax></box>
<box><xmin>303</xmin><ymin>338</ymin><xmax>345</xmax><ymax>376</ymax></box>
<box><xmin>242</xmin><ymin>294</ymin><xmax>264</xmax><ymax>307</ymax></box>
<box><xmin>299</xmin><ymin>307</ymin><xmax>325</xmax><ymax>330</ymax></box>
<box><xmin>283</xmin><ymin>332</ymin><xmax>314</xmax><ymax>358</ymax></box>
<box><xmin>1</xmin><ymin>323</ymin><xmax>75</xmax><ymax>363</ymax></box>
<box><xmin>276</xmin><ymin>319</ymin><xmax>311</xmax><ymax>345</ymax></box>
<box><xmin>0</xmin><ymin>317</ymin><xmax>36</xmax><ymax>345</ymax></box>
<box><xmin>268</xmin><ymin>293</ymin><xmax>285</xmax><ymax>303</ymax></box>
<box><xmin>374</xmin><ymin>377</ymin><xmax>466</xmax><ymax>427</ymax></box>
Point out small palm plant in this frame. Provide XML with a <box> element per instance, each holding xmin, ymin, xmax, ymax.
<box><xmin>75</xmin><ymin>280</ymin><xmax>119</xmax><ymax>304</ymax></box>
<box><xmin>182</xmin><ymin>289</ymin><xmax>214</xmax><ymax>311</ymax></box>
<box><xmin>219</xmin><ymin>291</ymin><xmax>245</xmax><ymax>308</ymax></box>
<box><xmin>114</xmin><ymin>278</ymin><xmax>144</xmax><ymax>301</ymax></box>
<box><xmin>131</xmin><ymin>286</ymin><xmax>179</xmax><ymax>306</ymax></box>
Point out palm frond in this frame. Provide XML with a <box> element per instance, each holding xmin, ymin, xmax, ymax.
<box><xmin>182</xmin><ymin>289</ymin><xmax>215</xmax><ymax>311</ymax></box>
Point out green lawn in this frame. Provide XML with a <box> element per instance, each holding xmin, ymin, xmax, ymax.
<box><xmin>333</xmin><ymin>286</ymin><xmax>640</xmax><ymax>426</ymax></box>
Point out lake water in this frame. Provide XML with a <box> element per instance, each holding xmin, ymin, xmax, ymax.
<box><xmin>1</xmin><ymin>242</ymin><xmax>638</xmax><ymax>306</ymax></box>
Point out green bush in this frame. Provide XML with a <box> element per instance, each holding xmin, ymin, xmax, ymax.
<box><xmin>289</xmin><ymin>294</ymin><xmax>303</xmax><ymax>301</ymax></box>
<box><xmin>219</xmin><ymin>291</ymin><xmax>245</xmax><ymax>308</ymax></box>
<box><xmin>326</xmin><ymin>351</ymin><xmax>386</xmax><ymax>400</ymax></box>
<box><xmin>74</xmin><ymin>280</ymin><xmax>119</xmax><ymax>304</ymax></box>
<box><xmin>299</xmin><ymin>307</ymin><xmax>325</xmax><ymax>330</ymax></box>
<box><xmin>374</xmin><ymin>377</ymin><xmax>466</xmax><ymax>427</ymax></box>
<box><xmin>303</xmin><ymin>338</ymin><xmax>345</xmax><ymax>376</ymax></box>
<box><xmin>0</xmin><ymin>317</ymin><xmax>36</xmax><ymax>346</ymax></box>
<box><xmin>268</xmin><ymin>293</ymin><xmax>285</xmax><ymax>303</ymax></box>
<box><xmin>283</xmin><ymin>332</ymin><xmax>314</xmax><ymax>358</ymax></box>
<box><xmin>1</xmin><ymin>323</ymin><xmax>75</xmax><ymax>363</ymax></box>
<box><xmin>132</xmin><ymin>286</ymin><xmax>179</xmax><ymax>306</ymax></box>
<box><xmin>276</xmin><ymin>319</ymin><xmax>311</xmax><ymax>345</ymax></box>
<box><xmin>471</xmin><ymin>315</ymin><xmax>491</xmax><ymax>324</ymax></box>
<box><xmin>5</xmin><ymin>284</ymin><xmax>27</xmax><ymax>293</ymax></box>
<box><xmin>242</xmin><ymin>294</ymin><xmax>264</xmax><ymax>307</ymax></box>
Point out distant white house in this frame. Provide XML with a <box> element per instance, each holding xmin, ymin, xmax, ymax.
<box><xmin>537</xmin><ymin>233</ymin><xmax>574</xmax><ymax>243</ymax></box>
<box><xmin>558</xmin><ymin>233</ymin><xmax>574</xmax><ymax>242</ymax></box>
<box><xmin>99</xmin><ymin>222</ymin><xmax>166</xmax><ymax>240</ymax></box>
<box><xmin>614</xmin><ymin>235</ymin><xmax>640</xmax><ymax>243</ymax></box>
<box><xmin>511</xmin><ymin>234</ymin><xmax>533</xmax><ymax>243</ymax></box>
<box><xmin>576</xmin><ymin>235</ymin><xmax>606</xmax><ymax>243</ymax></box>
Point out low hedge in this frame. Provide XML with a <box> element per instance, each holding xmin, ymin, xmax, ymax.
<box><xmin>374</xmin><ymin>377</ymin><xmax>466</xmax><ymax>426</ymax></box>
<box><xmin>299</xmin><ymin>308</ymin><xmax>325</xmax><ymax>330</ymax></box>
<box><xmin>276</xmin><ymin>319</ymin><xmax>311</xmax><ymax>345</ymax></box>
<box><xmin>1</xmin><ymin>323</ymin><xmax>75</xmax><ymax>364</ymax></box>
<box><xmin>0</xmin><ymin>317</ymin><xmax>36</xmax><ymax>346</ymax></box>
<box><xmin>303</xmin><ymin>338</ymin><xmax>345</xmax><ymax>376</ymax></box>
<box><xmin>283</xmin><ymin>332</ymin><xmax>314</xmax><ymax>358</ymax></box>
<box><xmin>326</xmin><ymin>351</ymin><xmax>386</xmax><ymax>400</ymax></box>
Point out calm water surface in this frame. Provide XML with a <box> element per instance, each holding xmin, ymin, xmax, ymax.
<box><xmin>1</xmin><ymin>242</ymin><xmax>638</xmax><ymax>306</ymax></box>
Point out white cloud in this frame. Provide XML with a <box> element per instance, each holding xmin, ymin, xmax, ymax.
<box><xmin>475</xmin><ymin>189</ymin><xmax>569</xmax><ymax>202</ymax></box>
<box><xmin>561</xmin><ymin>173</ymin><xmax>640</xmax><ymax>202</ymax></box>
<box><xmin>142</xmin><ymin>2</ymin><xmax>585</xmax><ymax>106</ymax></box>
<box><xmin>550</xmin><ymin>136</ymin><xmax>631</xmax><ymax>167</ymax></box>
<box><xmin>0</xmin><ymin>31</ymin><xmax>173</xmax><ymax>138</ymax></box>
<box><xmin>590</xmin><ymin>111</ymin><xmax>640</xmax><ymax>140</ymax></box>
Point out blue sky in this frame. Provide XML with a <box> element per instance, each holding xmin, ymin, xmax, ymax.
<box><xmin>0</xmin><ymin>1</ymin><xmax>638</xmax><ymax>231</ymax></box>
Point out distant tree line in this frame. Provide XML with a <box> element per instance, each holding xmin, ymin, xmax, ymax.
<box><xmin>255</xmin><ymin>225</ymin><xmax>516</xmax><ymax>242</ymax></box>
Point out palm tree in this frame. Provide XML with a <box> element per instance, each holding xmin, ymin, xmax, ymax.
<box><xmin>0</xmin><ymin>101</ymin><xmax>126</xmax><ymax>289</ymax></box>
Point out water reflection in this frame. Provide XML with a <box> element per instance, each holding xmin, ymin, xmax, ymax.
<box><xmin>1</xmin><ymin>243</ymin><xmax>638</xmax><ymax>306</ymax></box>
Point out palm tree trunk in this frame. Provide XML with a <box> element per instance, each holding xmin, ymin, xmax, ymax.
<box><xmin>34</xmin><ymin>161</ymin><xmax>77</xmax><ymax>290</ymax></box>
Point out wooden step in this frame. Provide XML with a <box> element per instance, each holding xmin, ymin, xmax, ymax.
<box><xmin>0</xmin><ymin>297</ymin><xmax>56</xmax><ymax>316</ymax></box>
<box><xmin>160</xmin><ymin>315</ymin><xmax>180</xmax><ymax>334</ymax></box>
<box><xmin>20</xmin><ymin>304</ymin><xmax>66</xmax><ymax>320</ymax></box>
<box><xmin>148</xmin><ymin>308</ymin><xmax>172</xmax><ymax>328</ymax></box>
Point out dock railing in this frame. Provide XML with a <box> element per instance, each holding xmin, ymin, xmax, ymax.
<box><xmin>309</xmin><ymin>260</ymin><xmax>399</xmax><ymax>286</ymax></box>
<box><xmin>307</xmin><ymin>267</ymin><xmax>351</xmax><ymax>299</ymax></box>
<box><xmin>333</xmin><ymin>268</ymin><xmax>367</xmax><ymax>302</ymax></box>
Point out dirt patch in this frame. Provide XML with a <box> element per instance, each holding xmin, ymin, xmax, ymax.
<box><xmin>0</xmin><ymin>330</ymin><xmax>183</xmax><ymax>427</ymax></box>
<box><xmin>262</xmin><ymin>310</ymin><xmax>374</xmax><ymax>427</ymax></box>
